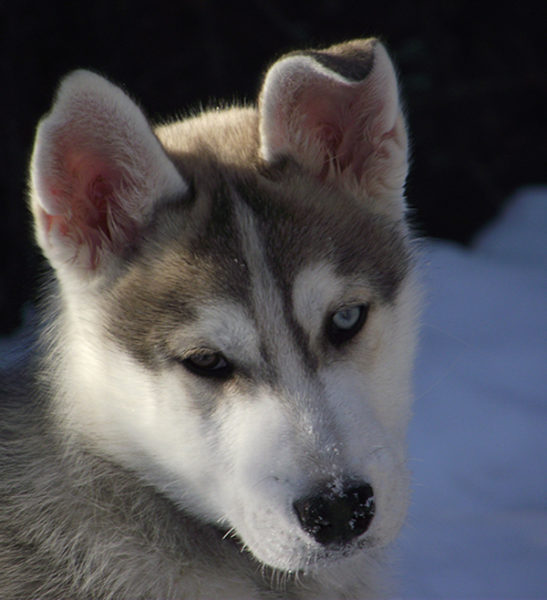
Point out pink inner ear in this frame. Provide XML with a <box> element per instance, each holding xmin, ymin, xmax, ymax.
<box><xmin>274</xmin><ymin>69</ymin><xmax>399</xmax><ymax>187</ymax></box>
<box><xmin>42</xmin><ymin>147</ymin><xmax>136</xmax><ymax>269</ymax></box>
<box><xmin>291</xmin><ymin>84</ymin><xmax>378</xmax><ymax>181</ymax></box>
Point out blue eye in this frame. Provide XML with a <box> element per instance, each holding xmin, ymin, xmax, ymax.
<box><xmin>332</xmin><ymin>306</ymin><xmax>362</xmax><ymax>330</ymax></box>
<box><xmin>327</xmin><ymin>304</ymin><xmax>369</xmax><ymax>346</ymax></box>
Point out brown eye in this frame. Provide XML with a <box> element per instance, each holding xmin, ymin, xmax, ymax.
<box><xmin>181</xmin><ymin>351</ymin><xmax>233</xmax><ymax>379</ymax></box>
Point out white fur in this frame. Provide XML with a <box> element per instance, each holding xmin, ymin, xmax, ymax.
<box><xmin>6</xmin><ymin>38</ymin><xmax>419</xmax><ymax>600</ymax></box>
<box><xmin>51</xmin><ymin>215</ymin><xmax>417</xmax><ymax>581</ymax></box>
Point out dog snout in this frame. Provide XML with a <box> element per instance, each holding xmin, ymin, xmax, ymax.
<box><xmin>292</xmin><ymin>480</ymin><xmax>375</xmax><ymax>546</ymax></box>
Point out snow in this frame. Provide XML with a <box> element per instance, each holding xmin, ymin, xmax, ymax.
<box><xmin>396</xmin><ymin>187</ymin><xmax>547</xmax><ymax>598</ymax></box>
<box><xmin>1</xmin><ymin>187</ymin><xmax>546</xmax><ymax>598</ymax></box>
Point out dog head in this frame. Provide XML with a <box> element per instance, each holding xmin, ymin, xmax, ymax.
<box><xmin>30</xmin><ymin>39</ymin><xmax>418</xmax><ymax>575</ymax></box>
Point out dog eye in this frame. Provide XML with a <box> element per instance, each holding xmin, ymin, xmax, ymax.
<box><xmin>327</xmin><ymin>304</ymin><xmax>369</xmax><ymax>346</ymax></box>
<box><xmin>181</xmin><ymin>351</ymin><xmax>233</xmax><ymax>379</ymax></box>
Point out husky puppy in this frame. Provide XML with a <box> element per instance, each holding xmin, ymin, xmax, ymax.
<box><xmin>0</xmin><ymin>38</ymin><xmax>419</xmax><ymax>599</ymax></box>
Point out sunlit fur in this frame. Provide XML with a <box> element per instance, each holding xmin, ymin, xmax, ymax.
<box><xmin>0</xmin><ymin>38</ymin><xmax>419</xmax><ymax>599</ymax></box>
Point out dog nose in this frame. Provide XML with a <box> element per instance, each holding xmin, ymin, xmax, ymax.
<box><xmin>293</xmin><ymin>481</ymin><xmax>375</xmax><ymax>546</ymax></box>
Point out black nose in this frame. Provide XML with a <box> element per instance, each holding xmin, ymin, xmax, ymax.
<box><xmin>293</xmin><ymin>481</ymin><xmax>375</xmax><ymax>546</ymax></box>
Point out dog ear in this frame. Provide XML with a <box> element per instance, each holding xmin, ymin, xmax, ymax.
<box><xmin>30</xmin><ymin>70</ymin><xmax>187</xmax><ymax>276</ymax></box>
<box><xmin>259</xmin><ymin>39</ymin><xmax>408</xmax><ymax>218</ymax></box>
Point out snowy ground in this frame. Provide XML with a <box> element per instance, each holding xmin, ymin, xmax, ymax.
<box><xmin>1</xmin><ymin>188</ymin><xmax>545</xmax><ymax>598</ymax></box>
<box><xmin>396</xmin><ymin>187</ymin><xmax>547</xmax><ymax>599</ymax></box>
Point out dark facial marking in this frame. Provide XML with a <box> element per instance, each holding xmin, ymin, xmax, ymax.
<box><xmin>105</xmin><ymin>185</ymin><xmax>253</xmax><ymax>369</ymax></box>
<box><xmin>104</xmin><ymin>156</ymin><xmax>410</xmax><ymax>384</ymax></box>
<box><xmin>230</xmin><ymin>176</ymin><xmax>411</xmax><ymax>371</ymax></box>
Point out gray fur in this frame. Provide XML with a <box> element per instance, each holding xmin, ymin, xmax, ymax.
<box><xmin>295</xmin><ymin>38</ymin><xmax>377</xmax><ymax>82</ymax></box>
<box><xmin>1</xmin><ymin>38</ymin><xmax>415</xmax><ymax>599</ymax></box>
<box><xmin>0</xmin><ymin>359</ymin><xmax>385</xmax><ymax>598</ymax></box>
<box><xmin>0</xmin><ymin>363</ymin><xmax>289</xmax><ymax>599</ymax></box>
<box><xmin>106</xmin><ymin>171</ymin><xmax>411</xmax><ymax>375</ymax></box>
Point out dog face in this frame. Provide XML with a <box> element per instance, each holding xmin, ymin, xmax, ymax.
<box><xmin>30</xmin><ymin>39</ymin><xmax>418</xmax><ymax>573</ymax></box>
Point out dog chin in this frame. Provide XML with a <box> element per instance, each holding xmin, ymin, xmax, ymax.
<box><xmin>241</xmin><ymin>528</ymin><xmax>374</xmax><ymax>574</ymax></box>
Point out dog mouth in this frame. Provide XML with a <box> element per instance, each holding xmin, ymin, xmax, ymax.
<box><xmin>221</xmin><ymin>515</ymin><xmax>377</xmax><ymax>576</ymax></box>
<box><xmin>296</xmin><ymin>531</ymin><xmax>378</xmax><ymax>572</ymax></box>
<box><xmin>244</xmin><ymin>532</ymin><xmax>378</xmax><ymax>582</ymax></box>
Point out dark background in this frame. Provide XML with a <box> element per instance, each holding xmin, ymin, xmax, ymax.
<box><xmin>1</xmin><ymin>1</ymin><xmax>545</xmax><ymax>334</ymax></box>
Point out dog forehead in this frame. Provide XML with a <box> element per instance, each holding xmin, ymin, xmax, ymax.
<box><xmin>106</xmin><ymin>150</ymin><xmax>410</xmax><ymax>371</ymax></box>
<box><xmin>157</xmin><ymin>107</ymin><xmax>410</xmax><ymax>304</ymax></box>
<box><xmin>230</xmin><ymin>176</ymin><xmax>411</xmax><ymax>305</ymax></box>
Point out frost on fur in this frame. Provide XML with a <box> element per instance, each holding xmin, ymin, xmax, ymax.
<box><xmin>259</xmin><ymin>39</ymin><xmax>408</xmax><ymax>217</ymax></box>
<box><xmin>30</xmin><ymin>70</ymin><xmax>187</xmax><ymax>274</ymax></box>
